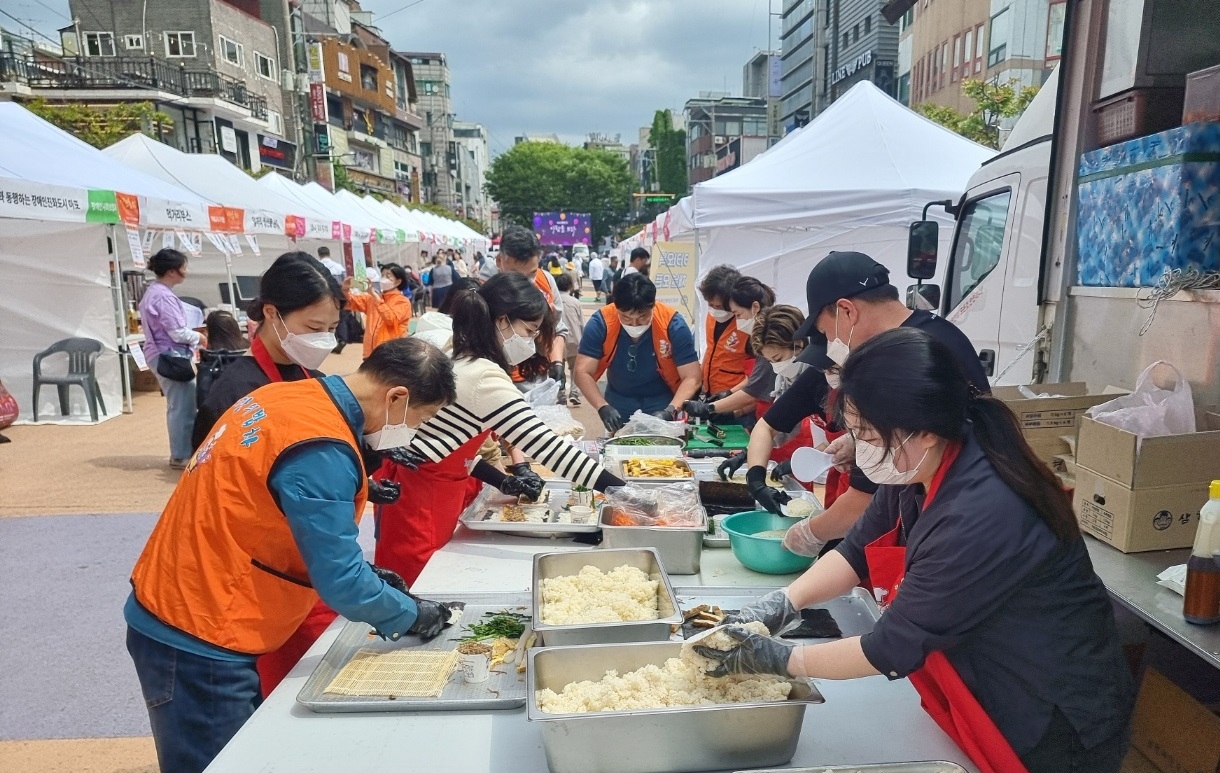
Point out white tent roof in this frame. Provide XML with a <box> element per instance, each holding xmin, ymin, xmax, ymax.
<box><xmin>692</xmin><ymin>81</ymin><xmax>994</xmax><ymax>230</ymax></box>
<box><xmin>298</xmin><ymin>182</ymin><xmax>379</xmax><ymax>242</ymax></box>
<box><xmin>257</xmin><ymin>172</ymin><xmax>350</xmax><ymax>239</ymax></box>
<box><xmin>335</xmin><ymin>190</ymin><xmax>407</xmax><ymax>234</ymax></box>
<box><xmin>0</xmin><ymin>103</ymin><xmax>209</xmax><ymax>229</ymax></box>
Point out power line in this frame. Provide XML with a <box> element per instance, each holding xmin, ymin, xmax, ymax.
<box><xmin>22</xmin><ymin>0</ymin><xmax>69</xmax><ymax>22</ymax></box>
<box><xmin>377</xmin><ymin>0</ymin><xmax>427</xmax><ymax>22</ymax></box>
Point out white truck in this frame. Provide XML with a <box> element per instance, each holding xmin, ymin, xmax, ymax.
<box><xmin>906</xmin><ymin>0</ymin><xmax>1220</xmax><ymax>406</ymax></box>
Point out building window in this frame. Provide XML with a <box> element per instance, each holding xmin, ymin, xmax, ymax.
<box><xmin>421</xmin><ymin>141</ymin><xmax>432</xmax><ymax>157</ymax></box>
<box><xmin>975</xmin><ymin>23</ymin><xmax>985</xmax><ymax>72</ymax></box>
<box><xmin>83</xmin><ymin>32</ymin><xmax>116</xmax><ymax>57</ymax></box>
<box><xmin>898</xmin><ymin>72</ymin><xmax>910</xmax><ymax>104</ymax></box>
<box><xmin>337</xmin><ymin>52</ymin><xmax>351</xmax><ymax>82</ymax></box>
<box><xmin>219</xmin><ymin>36</ymin><xmax>243</xmax><ymax>67</ymax></box>
<box><xmin>852</xmin><ymin>24</ymin><xmax>859</xmax><ymax>42</ymax></box>
<box><xmin>952</xmin><ymin>35</ymin><xmax>962</xmax><ymax>81</ymax></box>
<box><xmin>964</xmin><ymin>29</ymin><xmax>974</xmax><ymax>75</ymax></box>
<box><xmin>165</xmin><ymin>31</ymin><xmax>196</xmax><ymax>58</ymax></box>
<box><xmin>255</xmin><ymin>52</ymin><xmax>276</xmax><ymax>81</ymax></box>
<box><xmin>864</xmin><ymin>16</ymin><xmax>871</xmax><ymax>34</ymax></box>
<box><xmin>940</xmin><ymin>43</ymin><xmax>949</xmax><ymax>89</ymax></box>
<box><xmin>124</xmin><ymin>34</ymin><xmax>143</xmax><ymax>51</ymax></box>
<box><xmin>360</xmin><ymin>63</ymin><xmax>377</xmax><ymax>91</ymax></box>
<box><xmin>988</xmin><ymin>9</ymin><xmax>1008</xmax><ymax>67</ymax></box>
<box><xmin>901</xmin><ymin>9</ymin><xmax>913</xmax><ymax>30</ymax></box>
<box><xmin>842</xmin><ymin>32</ymin><xmax>848</xmax><ymax>49</ymax></box>
<box><xmin>267</xmin><ymin>110</ymin><xmax>282</xmax><ymax>136</ymax></box>
<box><xmin>420</xmin><ymin>80</ymin><xmax>439</xmax><ymax>95</ymax></box>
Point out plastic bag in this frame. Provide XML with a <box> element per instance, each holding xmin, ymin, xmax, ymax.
<box><xmin>522</xmin><ymin>378</ymin><xmax>561</xmax><ymax>408</ymax></box>
<box><xmin>602</xmin><ymin>482</ymin><xmax>703</xmax><ymax>527</ymax></box>
<box><xmin>617</xmin><ymin>410</ymin><xmax>686</xmax><ymax>439</ymax></box>
<box><xmin>1085</xmin><ymin>361</ymin><xmax>1195</xmax><ymax>442</ymax></box>
<box><xmin>534</xmin><ymin>404</ymin><xmax>585</xmax><ymax>440</ymax></box>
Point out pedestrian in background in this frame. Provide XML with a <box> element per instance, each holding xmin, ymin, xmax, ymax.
<box><xmin>588</xmin><ymin>251</ymin><xmax>605</xmax><ymax>301</ymax></box>
<box><xmin>139</xmin><ymin>248</ymin><xmax>205</xmax><ymax>469</ymax></box>
<box><xmin>429</xmin><ymin>253</ymin><xmax>455</xmax><ymax>309</ymax></box>
<box><xmin>555</xmin><ymin>271</ymin><xmax>583</xmax><ymax>406</ymax></box>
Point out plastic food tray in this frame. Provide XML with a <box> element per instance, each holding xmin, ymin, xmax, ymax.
<box><xmin>296</xmin><ymin>592</ymin><xmax>533</xmax><ymax>713</ymax></box>
<box><xmin>457</xmin><ymin>481</ymin><xmax>600</xmax><ymax>537</ymax></box>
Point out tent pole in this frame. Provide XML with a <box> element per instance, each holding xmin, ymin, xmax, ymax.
<box><xmin>224</xmin><ymin>237</ymin><xmax>238</xmax><ymax>318</ymax></box>
<box><xmin>110</xmin><ymin>224</ymin><xmax>134</xmax><ymax>414</ymax></box>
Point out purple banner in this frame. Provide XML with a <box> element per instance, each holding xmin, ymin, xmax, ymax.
<box><xmin>533</xmin><ymin>212</ymin><xmax>591</xmax><ymax>246</ymax></box>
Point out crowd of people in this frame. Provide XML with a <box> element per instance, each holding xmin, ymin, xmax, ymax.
<box><xmin>130</xmin><ymin>227</ymin><xmax>1136</xmax><ymax>773</ymax></box>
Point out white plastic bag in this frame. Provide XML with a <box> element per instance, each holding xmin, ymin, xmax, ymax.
<box><xmin>534</xmin><ymin>404</ymin><xmax>585</xmax><ymax>441</ymax></box>
<box><xmin>522</xmin><ymin>378</ymin><xmax>561</xmax><ymax>408</ymax></box>
<box><xmin>618</xmin><ymin>410</ymin><xmax>686</xmax><ymax>439</ymax></box>
<box><xmin>1085</xmin><ymin>361</ymin><xmax>1195</xmax><ymax>441</ymax></box>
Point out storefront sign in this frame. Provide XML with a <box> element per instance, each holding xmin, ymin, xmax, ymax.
<box><xmin>258</xmin><ymin>135</ymin><xmax>296</xmax><ymax>170</ymax></box>
<box><xmin>306</xmin><ymin>42</ymin><xmax>325</xmax><ymax>82</ymax></box>
<box><xmin>315</xmin><ymin>124</ymin><xmax>331</xmax><ymax>154</ymax></box>
<box><xmin>309</xmin><ymin>83</ymin><xmax>327</xmax><ymax>123</ymax></box>
<box><xmin>651</xmin><ymin>241</ymin><xmax>699</xmax><ymax>328</ymax></box>
<box><xmin>220</xmin><ymin>125</ymin><xmax>238</xmax><ymax>154</ymax></box>
<box><xmin>832</xmin><ymin>50</ymin><xmax>874</xmax><ymax>85</ymax></box>
<box><xmin>715</xmin><ymin>138</ymin><xmax>741</xmax><ymax>175</ymax></box>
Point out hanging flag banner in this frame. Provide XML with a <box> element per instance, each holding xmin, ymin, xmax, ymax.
<box><xmin>127</xmin><ymin>226</ymin><xmax>146</xmax><ymax>269</ymax></box>
<box><xmin>306</xmin><ymin>218</ymin><xmax>332</xmax><ymax>240</ymax></box>
<box><xmin>208</xmin><ymin>206</ymin><xmax>229</xmax><ymax>232</ymax></box>
<box><xmin>146</xmin><ymin>199</ymin><xmax>209</xmax><ymax>231</ymax></box>
<box><xmin>244</xmin><ymin>210</ymin><xmax>284</xmax><ymax>235</ymax></box>
<box><xmin>651</xmin><ymin>241</ymin><xmax>699</xmax><ymax>328</ymax></box>
<box><xmin>205</xmin><ymin>232</ymin><xmax>231</xmax><ymax>254</ymax></box>
<box><xmin>245</xmin><ymin>235</ymin><xmax>261</xmax><ymax>256</ymax></box>
<box><xmin>331</xmin><ymin>221</ymin><xmax>343</xmax><ymax>240</ymax></box>
<box><xmin>141</xmin><ymin>229</ymin><xmax>156</xmax><ymax>253</ymax></box>
<box><xmin>162</xmin><ymin>231</ymin><xmax>175</xmax><ymax>251</ymax></box>
<box><xmin>85</xmin><ymin>189</ymin><xmax>119</xmax><ymax>223</ymax></box>
<box><xmin>226</xmin><ymin>234</ymin><xmax>242</xmax><ymax>255</ymax></box>
<box><xmin>177</xmin><ymin>230</ymin><xmax>202</xmax><ymax>257</ymax></box>
<box><xmin>116</xmin><ymin>193</ymin><xmax>140</xmax><ymax>225</ymax></box>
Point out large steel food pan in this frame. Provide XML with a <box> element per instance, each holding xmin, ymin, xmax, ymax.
<box><xmin>531</xmin><ymin>548</ymin><xmax>683</xmax><ymax>646</ymax></box>
<box><xmin>527</xmin><ymin>640</ymin><xmax>824</xmax><ymax>773</ymax></box>
<box><xmin>598</xmin><ymin>505</ymin><xmax>705</xmax><ymax>575</ymax></box>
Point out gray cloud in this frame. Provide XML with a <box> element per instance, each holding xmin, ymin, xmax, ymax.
<box><xmin>10</xmin><ymin>0</ymin><xmax>776</xmax><ymax>155</ymax></box>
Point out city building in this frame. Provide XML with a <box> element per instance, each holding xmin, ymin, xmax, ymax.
<box><xmin>743</xmin><ymin>50</ymin><xmax>784</xmax><ymax>139</ymax></box>
<box><xmin>683</xmin><ymin>94</ymin><xmax>770</xmax><ymax>186</ymax></box>
<box><xmin>893</xmin><ymin>0</ymin><xmax>1055</xmax><ymax>115</ymax></box>
<box><xmin>583</xmin><ymin>132</ymin><xmax>631</xmax><ymax>163</ymax></box>
<box><xmin>453</xmin><ymin>120</ymin><xmax>491</xmax><ymax>227</ymax></box>
<box><xmin>1</xmin><ymin>0</ymin><xmax>292</xmax><ymax>171</ymax></box>
<box><xmin>779</xmin><ymin>0</ymin><xmax>822</xmax><ymax>130</ymax></box>
<box><xmin>403</xmin><ymin>52</ymin><xmax>455</xmax><ymax>208</ymax></box>
<box><xmin>514</xmin><ymin>132</ymin><xmax>561</xmax><ymax>144</ymax></box>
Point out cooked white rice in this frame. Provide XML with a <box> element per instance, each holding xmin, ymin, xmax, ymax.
<box><xmin>540</xmin><ymin>565</ymin><xmax>660</xmax><ymax>625</ymax></box>
<box><xmin>679</xmin><ymin>621</ymin><xmax>771</xmax><ymax>672</ymax></box>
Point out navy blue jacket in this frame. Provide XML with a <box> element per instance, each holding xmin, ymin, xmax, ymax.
<box><xmin>837</xmin><ymin>425</ymin><xmax>1134</xmax><ymax>754</ymax></box>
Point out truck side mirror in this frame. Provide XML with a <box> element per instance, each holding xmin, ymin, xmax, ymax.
<box><xmin>906</xmin><ymin>283</ymin><xmax>941</xmax><ymax>311</ymax></box>
<box><xmin>907</xmin><ymin>221</ymin><xmax>939</xmax><ymax>280</ymax></box>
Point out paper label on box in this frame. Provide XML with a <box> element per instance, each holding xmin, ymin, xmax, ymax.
<box><xmin>1078</xmin><ymin>497</ymin><xmax>1115</xmax><ymax>539</ymax></box>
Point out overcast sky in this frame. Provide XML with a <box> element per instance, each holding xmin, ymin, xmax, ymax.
<box><xmin>7</xmin><ymin>0</ymin><xmax>778</xmax><ymax>155</ymax></box>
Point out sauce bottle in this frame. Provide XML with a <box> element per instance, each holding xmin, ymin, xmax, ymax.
<box><xmin>1184</xmin><ymin>480</ymin><xmax>1220</xmax><ymax>625</ymax></box>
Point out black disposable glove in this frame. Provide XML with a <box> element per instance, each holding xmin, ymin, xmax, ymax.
<box><xmin>598</xmin><ymin>404</ymin><xmax>625</xmax><ymax>434</ymax></box>
<box><xmin>721</xmin><ymin>588</ymin><xmax>802</xmax><ymax>635</ymax></box>
<box><xmin>367</xmin><ymin>477</ymin><xmax>401</xmax><ymax>505</ymax></box>
<box><xmin>368</xmin><ymin>562</ymin><xmax>409</xmax><ymax>594</ymax></box>
<box><xmin>695</xmin><ymin>625</ymin><xmax>795</xmax><ymax>678</ymax></box>
<box><xmin>380</xmin><ymin>446</ymin><xmax>429</xmax><ymax>471</ymax></box>
<box><xmin>717</xmin><ymin>452</ymin><xmax>747</xmax><ymax>481</ymax></box>
<box><xmin>709</xmin><ymin>390</ymin><xmax>733</xmax><ymax>402</ymax></box>
<box><xmin>548</xmin><ymin>361</ymin><xmax>566</xmax><ymax>392</ymax></box>
<box><xmin>504</xmin><ymin>462</ymin><xmax>546</xmax><ymax>502</ymax></box>
<box><xmin>405</xmin><ymin>596</ymin><xmax>452</xmax><ymax>641</ymax></box>
<box><xmin>770</xmin><ymin>461</ymin><xmax>792</xmax><ymax>482</ymax></box>
<box><xmin>683</xmin><ymin>399</ymin><xmax>713</xmax><ymax>420</ymax></box>
<box><xmin>651</xmin><ymin>405</ymin><xmax>678</xmax><ymax>421</ymax></box>
<box><xmin>746</xmin><ymin>465</ymin><xmax>791</xmax><ymax>515</ymax></box>
<box><xmin>499</xmin><ymin>471</ymin><xmax>545</xmax><ymax>502</ymax></box>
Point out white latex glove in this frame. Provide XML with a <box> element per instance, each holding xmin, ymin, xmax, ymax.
<box><xmin>826</xmin><ymin>433</ymin><xmax>856</xmax><ymax>472</ymax></box>
<box><xmin>782</xmin><ymin>516</ymin><xmax>827</xmax><ymax>557</ymax></box>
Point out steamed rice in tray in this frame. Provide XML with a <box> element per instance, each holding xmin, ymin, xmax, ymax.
<box><xmin>540</xmin><ymin>565</ymin><xmax>660</xmax><ymax>626</ymax></box>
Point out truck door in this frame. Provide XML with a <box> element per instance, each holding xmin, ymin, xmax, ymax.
<box><xmin>994</xmin><ymin>175</ymin><xmax>1047</xmax><ymax>385</ymax></box>
<box><xmin>944</xmin><ymin>178</ymin><xmax>1017</xmax><ymax>384</ymax></box>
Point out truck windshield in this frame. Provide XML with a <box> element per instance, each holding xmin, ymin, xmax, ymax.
<box><xmin>947</xmin><ymin>190</ymin><xmax>1012</xmax><ymax>312</ymax></box>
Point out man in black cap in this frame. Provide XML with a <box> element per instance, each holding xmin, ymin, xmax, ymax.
<box><xmin>737</xmin><ymin>251</ymin><xmax>989</xmax><ymax>556</ymax></box>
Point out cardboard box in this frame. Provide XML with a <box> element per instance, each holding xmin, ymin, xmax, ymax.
<box><xmin>1076</xmin><ymin>415</ymin><xmax>1220</xmax><ymax>489</ymax></box>
<box><xmin>1128</xmin><ymin>668</ymin><xmax>1220</xmax><ymax>773</ymax></box>
<box><xmin>993</xmin><ymin>383</ymin><xmax>1126</xmax><ymax>463</ymax></box>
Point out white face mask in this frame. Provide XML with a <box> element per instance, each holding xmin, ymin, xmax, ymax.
<box><xmin>855</xmin><ymin>433</ymin><xmax>928</xmax><ymax>486</ymax></box>
<box><xmin>825</xmin><ymin>370</ymin><xmax>842</xmax><ymax>389</ymax></box>
<box><xmin>826</xmin><ymin>307</ymin><xmax>854</xmax><ymax>366</ymax></box>
<box><xmin>622</xmin><ymin>322</ymin><xmax>650</xmax><ymax>339</ymax></box>
<box><xmin>772</xmin><ymin>356</ymin><xmax>802</xmax><ymax>378</ymax></box>
<box><xmin>709</xmin><ymin>307</ymin><xmax>733</xmax><ymax>322</ymax></box>
<box><xmin>273</xmin><ymin>315</ymin><xmax>336</xmax><ymax>371</ymax></box>
<box><xmin>735</xmin><ymin>315</ymin><xmax>756</xmax><ymax>335</ymax></box>
<box><xmin>364</xmin><ymin>398</ymin><xmax>416</xmax><ymax>451</ymax></box>
<box><xmin>499</xmin><ymin>321</ymin><xmax>537</xmax><ymax>366</ymax></box>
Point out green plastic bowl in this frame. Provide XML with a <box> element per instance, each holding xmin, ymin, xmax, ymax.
<box><xmin>720</xmin><ymin>510</ymin><xmax>816</xmax><ymax>575</ymax></box>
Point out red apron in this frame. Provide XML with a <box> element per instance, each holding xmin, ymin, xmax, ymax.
<box><xmin>863</xmin><ymin>443</ymin><xmax>1028</xmax><ymax>773</ymax></box>
<box><xmin>250</xmin><ymin>338</ymin><xmax>340</xmax><ymax>697</ymax></box>
<box><xmin>375</xmin><ymin>429</ymin><xmax>493</xmax><ymax>585</ymax></box>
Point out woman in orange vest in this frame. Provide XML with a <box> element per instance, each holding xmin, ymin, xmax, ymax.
<box><xmin>704</xmin><ymin>329</ymin><xmax>1135</xmax><ymax>773</ymax></box>
<box><xmin>124</xmin><ymin>339</ymin><xmax>458</xmax><ymax>773</ymax></box>
<box><xmin>685</xmin><ymin>276</ymin><xmax>777</xmax><ymax>425</ymax></box>
<box><xmin>572</xmin><ymin>273</ymin><xmax>703</xmax><ymax>434</ymax></box>
<box><xmin>696</xmin><ymin>264</ymin><xmax>746</xmax><ymax>402</ymax></box>
<box><xmin>343</xmin><ymin>262</ymin><xmax>413</xmax><ymax>359</ymax></box>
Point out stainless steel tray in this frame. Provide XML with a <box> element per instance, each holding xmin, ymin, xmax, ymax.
<box><xmin>457</xmin><ymin>480</ymin><xmax>600</xmax><ymax>538</ymax></box>
<box><xmin>528</xmin><ymin>640</ymin><xmax>824</xmax><ymax>773</ymax></box>
<box><xmin>741</xmin><ymin>760</ymin><xmax>971</xmax><ymax>765</ymax></box>
<box><xmin>615</xmin><ymin>456</ymin><xmax>694</xmax><ymax>483</ymax></box>
<box><xmin>599</xmin><ymin>504</ymin><xmax>705</xmax><ymax>575</ymax></box>
<box><xmin>704</xmin><ymin>513</ymin><xmax>731</xmax><ymax>548</ymax></box>
<box><xmin>296</xmin><ymin>592</ymin><xmax>531</xmax><ymax>713</ymax></box>
<box><xmin>674</xmin><ymin>586</ymin><xmax>882</xmax><ymax>640</ymax></box>
<box><xmin>532</xmin><ymin>548</ymin><xmax>684</xmax><ymax>646</ymax></box>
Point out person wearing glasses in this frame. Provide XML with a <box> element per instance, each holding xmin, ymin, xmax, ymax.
<box><xmin>373</xmin><ymin>272</ymin><xmax>626</xmax><ymax>583</ymax></box>
<box><xmin>574</xmin><ymin>272</ymin><xmax>702</xmax><ymax>435</ymax></box>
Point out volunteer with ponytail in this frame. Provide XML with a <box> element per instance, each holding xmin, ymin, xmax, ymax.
<box><xmin>375</xmin><ymin>272</ymin><xmax>627</xmax><ymax>584</ymax></box>
<box><xmin>702</xmin><ymin>328</ymin><xmax>1134</xmax><ymax>773</ymax></box>
<box><xmin>343</xmin><ymin>262</ymin><xmax>414</xmax><ymax>359</ymax></box>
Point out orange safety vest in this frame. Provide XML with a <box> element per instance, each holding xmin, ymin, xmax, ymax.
<box><xmin>701</xmin><ymin>315</ymin><xmax>748</xmax><ymax>395</ymax></box>
<box><xmin>510</xmin><ymin>269</ymin><xmax>557</xmax><ymax>382</ymax></box>
<box><xmin>347</xmin><ymin>288</ymin><xmax>413</xmax><ymax>359</ymax></box>
<box><xmin>130</xmin><ymin>379</ymin><xmax>369</xmax><ymax>655</ymax></box>
<box><xmin>595</xmin><ymin>303</ymin><xmax>683</xmax><ymax>392</ymax></box>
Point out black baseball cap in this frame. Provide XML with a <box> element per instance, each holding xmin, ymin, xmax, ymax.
<box><xmin>793</xmin><ymin>251</ymin><xmax>891</xmax><ymax>341</ymax></box>
<box><xmin>795</xmin><ymin>338</ymin><xmax>833</xmax><ymax>369</ymax></box>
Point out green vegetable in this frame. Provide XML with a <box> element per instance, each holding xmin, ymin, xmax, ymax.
<box><xmin>459</xmin><ymin>610</ymin><xmax>530</xmax><ymax>642</ymax></box>
<box><xmin>611</xmin><ymin>437</ymin><xmax>661</xmax><ymax>446</ymax></box>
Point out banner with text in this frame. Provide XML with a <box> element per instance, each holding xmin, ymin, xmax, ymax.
<box><xmin>533</xmin><ymin>212</ymin><xmax>591</xmax><ymax>246</ymax></box>
<box><xmin>651</xmin><ymin>241</ymin><xmax>699</xmax><ymax>327</ymax></box>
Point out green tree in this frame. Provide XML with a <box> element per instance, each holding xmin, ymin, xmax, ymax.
<box><xmin>484</xmin><ymin>141</ymin><xmax>633</xmax><ymax>245</ymax></box>
<box><xmin>331</xmin><ymin>162</ymin><xmax>359</xmax><ymax>193</ymax></box>
<box><xmin>24</xmin><ymin>99</ymin><xmax>173</xmax><ymax>149</ymax></box>
<box><xmin>650</xmin><ymin>109</ymin><xmax>688</xmax><ymax>199</ymax></box>
<box><xmin>915</xmin><ymin>78</ymin><xmax>1039</xmax><ymax>149</ymax></box>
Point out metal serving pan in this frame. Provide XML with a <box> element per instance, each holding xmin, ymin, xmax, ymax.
<box><xmin>532</xmin><ymin>548</ymin><xmax>683</xmax><ymax>646</ymax></box>
<box><xmin>296</xmin><ymin>592</ymin><xmax>531</xmax><ymax>713</ymax></box>
<box><xmin>742</xmin><ymin>764</ymin><xmax>968</xmax><ymax>773</ymax></box>
<box><xmin>528</xmin><ymin>640</ymin><xmax>825</xmax><ymax>773</ymax></box>
<box><xmin>598</xmin><ymin>504</ymin><xmax>705</xmax><ymax>575</ymax></box>
<box><xmin>615</xmin><ymin>456</ymin><xmax>694</xmax><ymax>483</ymax></box>
<box><xmin>676</xmin><ymin>586</ymin><xmax>882</xmax><ymax>640</ymax></box>
<box><xmin>457</xmin><ymin>480</ymin><xmax>600</xmax><ymax>538</ymax></box>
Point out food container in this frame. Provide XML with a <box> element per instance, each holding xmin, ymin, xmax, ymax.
<box><xmin>599</xmin><ymin>504</ymin><xmax>706</xmax><ymax>575</ymax></box>
<box><xmin>457</xmin><ymin>651</ymin><xmax>490</xmax><ymax>684</ymax></box>
<box><xmin>458</xmin><ymin>481</ymin><xmax>600</xmax><ymax>538</ymax></box>
<box><xmin>721</xmin><ymin>510</ymin><xmax>816</xmax><ymax>575</ymax></box>
<box><xmin>615</xmin><ymin>456</ymin><xmax>694</xmax><ymax>483</ymax></box>
<box><xmin>528</xmin><ymin>640</ymin><xmax>824</xmax><ymax>773</ymax></box>
<box><xmin>567</xmin><ymin>505</ymin><xmax>595</xmax><ymax>523</ymax></box>
<box><xmin>531</xmin><ymin>548</ymin><xmax>683</xmax><ymax>646</ymax></box>
<box><xmin>602</xmin><ymin>434</ymin><xmax>684</xmax><ymax>464</ymax></box>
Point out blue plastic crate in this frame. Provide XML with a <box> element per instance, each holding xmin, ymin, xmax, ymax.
<box><xmin>1076</xmin><ymin>123</ymin><xmax>1220</xmax><ymax>287</ymax></box>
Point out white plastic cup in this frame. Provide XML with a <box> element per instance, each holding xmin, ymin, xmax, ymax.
<box><xmin>458</xmin><ymin>652</ymin><xmax>490</xmax><ymax>683</ymax></box>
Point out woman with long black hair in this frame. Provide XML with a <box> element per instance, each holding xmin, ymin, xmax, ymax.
<box><xmin>705</xmin><ymin>328</ymin><xmax>1134</xmax><ymax>773</ymax></box>
<box><xmin>375</xmin><ymin>272</ymin><xmax>626</xmax><ymax>584</ymax></box>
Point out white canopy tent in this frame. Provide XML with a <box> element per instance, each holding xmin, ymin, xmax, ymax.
<box><xmin>690</xmin><ymin>81</ymin><xmax>994</xmax><ymax>310</ymax></box>
<box><xmin>0</xmin><ymin>104</ymin><xmax>210</xmax><ymax>423</ymax></box>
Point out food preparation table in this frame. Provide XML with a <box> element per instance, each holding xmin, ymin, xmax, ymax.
<box><xmin>205</xmin><ymin>525</ymin><xmax>978</xmax><ymax>772</ymax></box>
